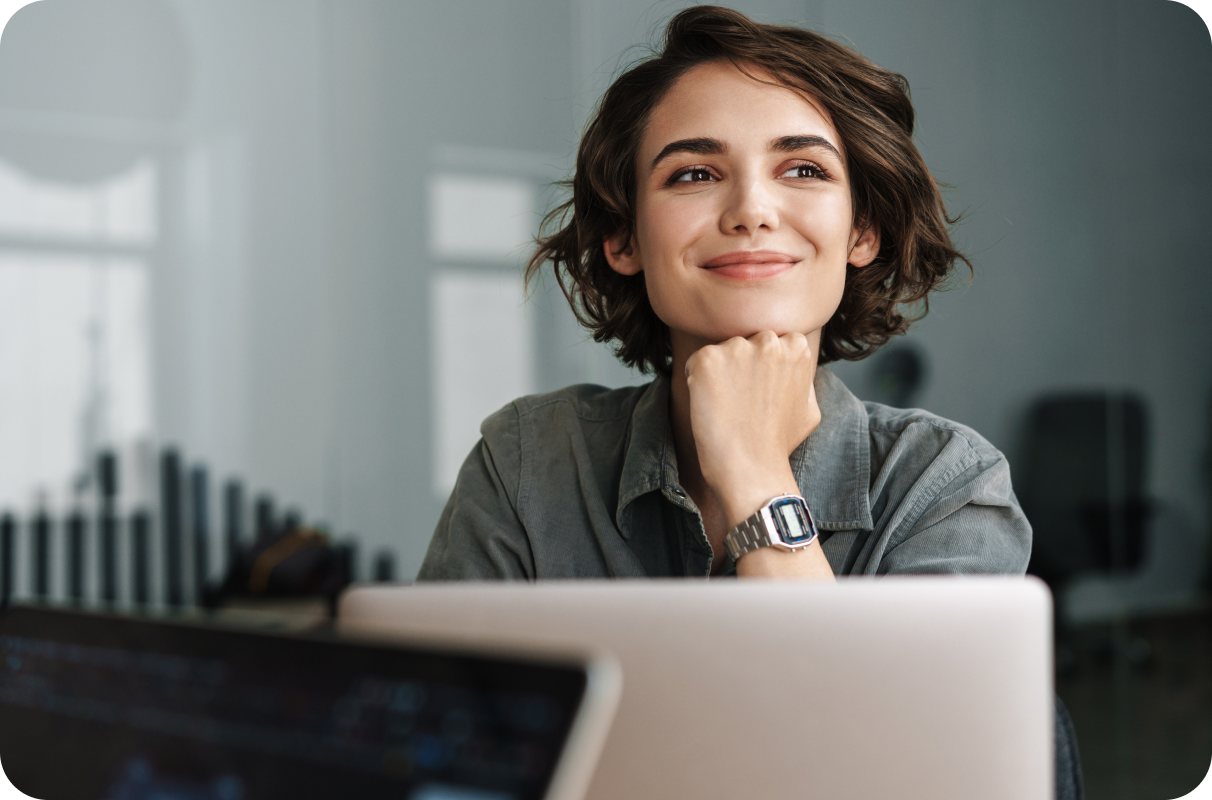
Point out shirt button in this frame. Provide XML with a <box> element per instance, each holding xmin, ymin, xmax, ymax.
<box><xmin>672</xmin><ymin>487</ymin><xmax>685</xmax><ymax>497</ymax></box>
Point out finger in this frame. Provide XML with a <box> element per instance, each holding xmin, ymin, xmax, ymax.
<box><xmin>685</xmin><ymin>346</ymin><xmax>704</xmax><ymax>377</ymax></box>
<box><xmin>779</xmin><ymin>332</ymin><xmax>809</xmax><ymax>359</ymax></box>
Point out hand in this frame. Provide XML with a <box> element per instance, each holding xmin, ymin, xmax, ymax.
<box><xmin>684</xmin><ymin>330</ymin><xmax>821</xmax><ymax>528</ymax></box>
<box><xmin>683</xmin><ymin>330</ymin><xmax>833</xmax><ymax>580</ymax></box>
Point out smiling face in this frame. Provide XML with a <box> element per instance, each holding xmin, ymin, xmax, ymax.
<box><xmin>604</xmin><ymin>59</ymin><xmax>879</xmax><ymax>356</ymax></box>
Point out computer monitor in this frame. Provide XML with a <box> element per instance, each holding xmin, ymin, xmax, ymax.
<box><xmin>339</xmin><ymin>577</ymin><xmax>1053</xmax><ymax>800</ymax></box>
<box><xmin>0</xmin><ymin>604</ymin><xmax>619</xmax><ymax>800</ymax></box>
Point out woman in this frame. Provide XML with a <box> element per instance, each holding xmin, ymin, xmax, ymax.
<box><xmin>417</xmin><ymin>6</ymin><xmax>1030</xmax><ymax>582</ymax></box>
<box><xmin>416</xmin><ymin>13</ymin><xmax>1082</xmax><ymax>792</ymax></box>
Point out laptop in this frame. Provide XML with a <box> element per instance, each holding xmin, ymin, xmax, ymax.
<box><xmin>339</xmin><ymin>577</ymin><xmax>1053</xmax><ymax>800</ymax></box>
<box><xmin>0</xmin><ymin>604</ymin><xmax>620</xmax><ymax>800</ymax></box>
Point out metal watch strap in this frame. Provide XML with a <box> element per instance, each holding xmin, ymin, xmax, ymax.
<box><xmin>723</xmin><ymin>511</ymin><xmax>776</xmax><ymax>561</ymax></box>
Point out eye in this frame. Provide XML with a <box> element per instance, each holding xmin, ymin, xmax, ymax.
<box><xmin>780</xmin><ymin>163</ymin><xmax>827</xmax><ymax>180</ymax></box>
<box><xmin>671</xmin><ymin>167</ymin><xmax>717</xmax><ymax>184</ymax></box>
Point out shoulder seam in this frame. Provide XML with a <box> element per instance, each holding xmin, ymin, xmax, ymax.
<box><xmin>868</xmin><ymin>416</ymin><xmax>1003</xmax><ymax>461</ymax></box>
<box><xmin>514</xmin><ymin>389</ymin><xmax>640</xmax><ymax>423</ymax></box>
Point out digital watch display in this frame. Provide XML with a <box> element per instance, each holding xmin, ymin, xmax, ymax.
<box><xmin>722</xmin><ymin>494</ymin><xmax>819</xmax><ymax>561</ymax></box>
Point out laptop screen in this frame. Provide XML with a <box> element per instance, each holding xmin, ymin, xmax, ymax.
<box><xmin>0</xmin><ymin>605</ymin><xmax>589</xmax><ymax>800</ymax></box>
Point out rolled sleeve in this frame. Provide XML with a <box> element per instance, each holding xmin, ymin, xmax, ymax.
<box><xmin>880</xmin><ymin>450</ymin><xmax>1032</xmax><ymax>576</ymax></box>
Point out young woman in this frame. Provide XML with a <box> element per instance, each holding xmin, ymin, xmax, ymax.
<box><xmin>417</xmin><ymin>6</ymin><xmax>1031</xmax><ymax>582</ymax></box>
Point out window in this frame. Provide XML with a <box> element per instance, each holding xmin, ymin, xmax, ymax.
<box><xmin>0</xmin><ymin>158</ymin><xmax>155</xmax><ymax>511</ymax></box>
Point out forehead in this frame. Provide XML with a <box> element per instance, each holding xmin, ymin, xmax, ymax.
<box><xmin>639</xmin><ymin>60</ymin><xmax>842</xmax><ymax>163</ymax></box>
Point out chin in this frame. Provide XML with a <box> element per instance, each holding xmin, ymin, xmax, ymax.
<box><xmin>693</xmin><ymin>323</ymin><xmax>803</xmax><ymax>344</ymax></box>
<box><xmin>658</xmin><ymin>297</ymin><xmax>831</xmax><ymax>346</ymax></box>
<box><xmin>705</xmin><ymin>312</ymin><xmax>822</xmax><ymax>342</ymax></box>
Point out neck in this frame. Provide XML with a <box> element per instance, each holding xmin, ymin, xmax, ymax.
<box><xmin>668</xmin><ymin>331</ymin><xmax>710</xmax><ymax>496</ymax></box>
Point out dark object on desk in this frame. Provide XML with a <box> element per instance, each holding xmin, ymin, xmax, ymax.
<box><xmin>0</xmin><ymin>513</ymin><xmax>13</xmax><ymax>605</ymax></box>
<box><xmin>160</xmin><ymin>448</ymin><xmax>184</xmax><ymax>607</ymax></box>
<box><xmin>282</xmin><ymin>508</ymin><xmax>302</xmax><ymax>537</ymax></box>
<box><xmin>66</xmin><ymin>510</ymin><xmax>86</xmax><ymax>605</ymax></box>
<box><xmin>32</xmin><ymin>509</ymin><xmax>50</xmax><ymax>600</ymax></box>
<box><xmin>206</xmin><ymin>523</ymin><xmax>351</xmax><ymax>614</ymax></box>
<box><xmin>224</xmin><ymin>478</ymin><xmax>244</xmax><ymax>567</ymax></box>
<box><xmin>0</xmin><ymin>603</ymin><xmax>599</xmax><ymax>800</ymax></box>
<box><xmin>130</xmin><ymin>508</ymin><xmax>151</xmax><ymax>606</ymax></box>
<box><xmin>254</xmin><ymin>493</ymin><xmax>275</xmax><ymax>541</ymax></box>
<box><xmin>98</xmin><ymin>450</ymin><xmax>118</xmax><ymax>605</ymax></box>
<box><xmin>335</xmin><ymin>539</ymin><xmax>359</xmax><ymax>583</ymax></box>
<box><xmin>190</xmin><ymin>465</ymin><xmax>210</xmax><ymax>607</ymax></box>
<box><xmin>373</xmin><ymin>549</ymin><xmax>396</xmax><ymax>582</ymax></box>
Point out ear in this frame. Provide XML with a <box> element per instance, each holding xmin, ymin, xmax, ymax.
<box><xmin>603</xmin><ymin>231</ymin><xmax>642</xmax><ymax>276</ymax></box>
<box><xmin>847</xmin><ymin>222</ymin><xmax>880</xmax><ymax>268</ymax></box>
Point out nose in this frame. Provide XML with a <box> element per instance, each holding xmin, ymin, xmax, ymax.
<box><xmin>719</xmin><ymin>176</ymin><xmax>779</xmax><ymax>236</ymax></box>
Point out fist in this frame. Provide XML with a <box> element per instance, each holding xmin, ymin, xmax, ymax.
<box><xmin>684</xmin><ymin>330</ymin><xmax>822</xmax><ymax>526</ymax></box>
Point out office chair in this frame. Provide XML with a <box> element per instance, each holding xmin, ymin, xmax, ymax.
<box><xmin>1020</xmin><ymin>393</ymin><xmax>1150</xmax><ymax>589</ymax></box>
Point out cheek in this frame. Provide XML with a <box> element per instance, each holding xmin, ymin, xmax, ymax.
<box><xmin>639</xmin><ymin>195</ymin><xmax>713</xmax><ymax>256</ymax></box>
<box><xmin>789</xmin><ymin>192</ymin><xmax>855</xmax><ymax>256</ymax></box>
<box><xmin>640</xmin><ymin>262</ymin><xmax>682</xmax><ymax>328</ymax></box>
<box><xmin>804</xmin><ymin>235</ymin><xmax>849</xmax><ymax>312</ymax></box>
<box><xmin>634</xmin><ymin>197</ymin><xmax>713</xmax><ymax>321</ymax></box>
<box><xmin>788</xmin><ymin>194</ymin><xmax>852</xmax><ymax>326</ymax></box>
<box><xmin>818</xmin><ymin>264</ymin><xmax>848</xmax><ymax>313</ymax></box>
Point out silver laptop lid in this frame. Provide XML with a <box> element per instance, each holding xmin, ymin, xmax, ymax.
<box><xmin>339</xmin><ymin>577</ymin><xmax>1053</xmax><ymax>800</ymax></box>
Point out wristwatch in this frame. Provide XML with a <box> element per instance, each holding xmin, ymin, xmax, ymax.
<box><xmin>722</xmin><ymin>494</ymin><xmax>819</xmax><ymax>561</ymax></box>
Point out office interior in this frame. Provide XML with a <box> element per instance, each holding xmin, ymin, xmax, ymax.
<box><xmin>0</xmin><ymin>0</ymin><xmax>1208</xmax><ymax>797</ymax></box>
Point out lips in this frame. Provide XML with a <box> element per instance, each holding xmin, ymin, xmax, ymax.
<box><xmin>699</xmin><ymin>250</ymin><xmax>799</xmax><ymax>281</ymax></box>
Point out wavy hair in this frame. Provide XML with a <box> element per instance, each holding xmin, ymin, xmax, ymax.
<box><xmin>526</xmin><ymin>5</ymin><xmax>970</xmax><ymax>375</ymax></box>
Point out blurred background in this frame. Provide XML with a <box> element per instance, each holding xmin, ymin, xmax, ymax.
<box><xmin>0</xmin><ymin>0</ymin><xmax>1207</xmax><ymax>796</ymax></box>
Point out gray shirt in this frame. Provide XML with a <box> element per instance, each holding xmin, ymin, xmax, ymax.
<box><xmin>417</xmin><ymin>367</ymin><xmax>1031</xmax><ymax>580</ymax></box>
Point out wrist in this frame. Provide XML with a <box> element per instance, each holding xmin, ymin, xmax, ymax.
<box><xmin>713</xmin><ymin>468</ymin><xmax>801</xmax><ymax>530</ymax></box>
<box><xmin>723</xmin><ymin>492</ymin><xmax>824</xmax><ymax>578</ymax></box>
<box><xmin>735</xmin><ymin>539</ymin><xmax>834</xmax><ymax>580</ymax></box>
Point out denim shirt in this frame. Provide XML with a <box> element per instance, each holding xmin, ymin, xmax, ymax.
<box><xmin>417</xmin><ymin>367</ymin><xmax>1031</xmax><ymax>580</ymax></box>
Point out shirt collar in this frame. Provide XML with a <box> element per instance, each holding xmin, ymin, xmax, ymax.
<box><xmin>617</xmin><ymin>374</ymin><xmax>675</xmax><ymax>528</ymax></box>
<box><xmin>793</xmin><ymin>367</ymin><xmax>874</xmax><ymax>531</ymax></box>
<box><xmin>616</xmin><ymin>366</ymin><xmax>874</xmax><ymax>535</ymax></box>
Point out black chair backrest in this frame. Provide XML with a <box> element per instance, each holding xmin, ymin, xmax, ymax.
<box><xmin>1020</xmin><ymin>393</ymin><xmax>1149</xmax><ymax>583</ymax></box>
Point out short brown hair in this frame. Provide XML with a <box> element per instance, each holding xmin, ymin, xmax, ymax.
<box><xmin>526</xmin><ymin>5</ymin><xmax>969</xmax><ymax>375</ymax></box>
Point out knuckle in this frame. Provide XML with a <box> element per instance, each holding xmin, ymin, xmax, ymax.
<box><xmin>695</xmin><ymin>345</ymin><xmax>722</xmax><ymax>368</ymax></box>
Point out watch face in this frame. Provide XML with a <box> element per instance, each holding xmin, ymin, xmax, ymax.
<box><xmin>770</xmin><ymin>497</ymin><xmax>815</xmax><ymax>545</ymax></box>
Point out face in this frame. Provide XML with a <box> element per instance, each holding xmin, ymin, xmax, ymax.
<box><xmin>605</xmin><ymin>60</ymin><xmax>879</xmax><ymax>355</ymax></box>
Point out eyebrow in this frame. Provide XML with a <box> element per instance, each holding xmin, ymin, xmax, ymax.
<box><xmin>648</xmin><ymin>134</ymin><xmax>842</xmax><ymax>173</ymax></box>
<box><xmin>771</xmin><ymin>135</ymin><xmax>842</xmax><ymax>159</ymax></box>
<box><xmin>649</xmin><ymin>137</ymin><xmax>726</xmax><ymax>172</ymax></box>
